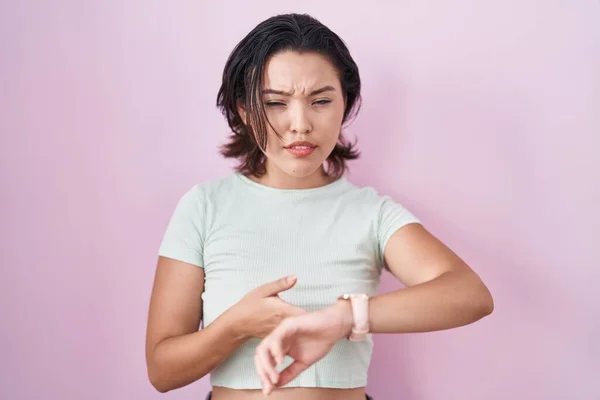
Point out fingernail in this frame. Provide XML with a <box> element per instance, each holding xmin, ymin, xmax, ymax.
<box><xmin>287</xmin><ymin>275</ymin><xmax>296</xmax><ymax>283</ymax></box>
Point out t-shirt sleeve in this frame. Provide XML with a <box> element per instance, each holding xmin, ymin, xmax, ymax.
<box><xmin>158</xmin><ymin>185</ymin><xmax>205</xmax><ymax>267</ymax></box>
<box><xmin>377</xmin><ymin>195</ymin><xmax>421</xmax><ymax>268</ymax></box>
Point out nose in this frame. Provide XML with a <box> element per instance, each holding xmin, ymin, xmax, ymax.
<box><xmin>289</xmin><ymin>104</ymin><xmax>312</xmax><ymax>134</ymax></box>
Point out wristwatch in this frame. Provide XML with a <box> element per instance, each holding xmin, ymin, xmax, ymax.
<box><xmin>338</xmin><ymin>293</ymin><xmax>370</xmax><ymax>341</ymax></box>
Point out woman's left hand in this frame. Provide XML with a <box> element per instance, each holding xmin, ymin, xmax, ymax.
<box><xmin>253</xmin><ymin>301</ymin><xmax>353</xmax><ymax>395</ymax></box>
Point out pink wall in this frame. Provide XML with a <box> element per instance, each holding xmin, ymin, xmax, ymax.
<box><xmin>2</xmin><ymin>1</ymin><xmax>599</xmax><ymax>399</ymax></box>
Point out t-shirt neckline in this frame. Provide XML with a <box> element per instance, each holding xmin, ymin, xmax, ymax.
<box><xmin>235</xmin><ymin>173</ymin><xmax>347</xmax><ymax>195</ymax></box>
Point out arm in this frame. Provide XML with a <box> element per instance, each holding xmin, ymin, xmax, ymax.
<box><xmin>145</xmin><ymin>256</ymin><xmax>246</xmax><ymax>393</ymax></box>
<box><xmin>254</xmin><ymin>223</ymin><xmax>494</xmax><ymax>393</ymax></box>
<box><xmin>344</xmin><ymin>222</ymin><xmax>494</xmax><ymax>333</ymax></box>
<box><xmin>145</xmin><ymin>257</ymin><xmax>304</xmax><ymax>393</ymax></box>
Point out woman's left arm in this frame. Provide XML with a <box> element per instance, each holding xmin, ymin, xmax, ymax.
<box><xmin>362</xmin><ymin>222</ymin><xmax>494</xmax><ymax>333</ymax></box>
<box><xmin>254</xmin><ymin>224</ymin><xmax>494</xmax><ymax>394</ymax></box>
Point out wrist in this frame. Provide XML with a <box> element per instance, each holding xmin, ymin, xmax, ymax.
<box><xmin>222</xmin><ymin>306</ymin><xmax>251</xmax><ymax>341</ymax></box>
<box><xmin>329</xmin><ymin>300</ymin><xmax>354</xmax><ymax>338</ymax></box>
<box><xmin>336</xmin><ymin>293</ymin><xmax>371</xmax><ymax>341</ymax></box>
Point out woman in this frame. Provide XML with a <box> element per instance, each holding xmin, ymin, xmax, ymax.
<box><xmin>145</xmin><ymin>13</ymin><xmax>494</xmax><ymax>400</ymax></box>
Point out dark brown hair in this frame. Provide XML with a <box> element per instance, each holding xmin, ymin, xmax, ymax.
<box><xmin>216</xmin><ymin>13</ymin><xmax>361</xmax><ymax>178</ymax></box>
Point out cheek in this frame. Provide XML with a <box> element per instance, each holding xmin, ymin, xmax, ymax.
<box><xmin>264</xmin><ymin>125</ymin><xmax>284</xmax><ymax>154</ymax></box>
<box><xmin>264</xmin><ymin>114</ymin><xmax>285</xmax><ymax>139</ymax></box>
<box><xmin>317</xmin><ymin>111</ymin><xmax>344</xmax><ymax>138</ymax></box>
<box><xmin>323</xmin><ymin>102</ymin><xmax>344</xmax><ymax>124</ymax></box>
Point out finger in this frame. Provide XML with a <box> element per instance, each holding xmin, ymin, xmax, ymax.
<box><xmin>253</xmin><ymin>353</ymin><xmax>272</xmax><ymax>394</ymax></box>
<box><xmin>271</xmin><ymin>336</ymin><xmax>285</xmax><ymax>366</ymax></box>
<box><xmin>253</xmin><ymin>275</ymin><xmax>297</xmax><ymax>297</ymax></box>
<box><xmin>269</xmin><ymin>318</ymin><xmax>293</xmax><ymax>366</ymax></box>
<box><xmin>262</xmin><ymin>377</ymin><xmax>272</xmax><ymax>396</ymax></box>
<box><xmin>254</xmin><ymin>356</ymin><xmax>272</xmax><ymax>395</ymax></box>
<box><xmin>276</xmin><ymin>360</ymin><xmax>309</xmax><ymax>387</ymax></box>
<box><xmin>257</xmin><ymin>342</ymin><xmax>279</xmax><ymax>386</ymax></box>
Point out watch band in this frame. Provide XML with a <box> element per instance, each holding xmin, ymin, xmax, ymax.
<box><xmin>338</xmin><ymin>293</ymin><xmax>370</xmax><ymax>341</ymax></box>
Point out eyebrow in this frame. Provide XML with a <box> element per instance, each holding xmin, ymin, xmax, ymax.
<box><xmin>262</xmin><ymin>85</ymin><xmax>336</xmax><ymax>96</ymax></box>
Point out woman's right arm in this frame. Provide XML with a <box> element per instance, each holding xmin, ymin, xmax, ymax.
<box><xmin>145</xmin><ymin>256</ymin><xmax>238</xmax><ymax>392</ymax></box>
<box><xmin>145</xmin><ymin>256</ymin><xmax>303</xmax><ymax>393</ymax></box>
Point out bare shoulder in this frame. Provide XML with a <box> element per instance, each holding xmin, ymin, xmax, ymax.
<box><xmin>383</xmin><ymin>223</ymin><xmax>477</xmax><ymax>287</ymax></box>
<box><xmin>145</xmin><ymin>256</ymin><xmax>205</xmax><ymax>357</ymax></box>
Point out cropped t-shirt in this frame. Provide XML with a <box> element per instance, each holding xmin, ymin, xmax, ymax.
<box><xmin>158</xmin><ymin>173</ymin><xmax>421</xmax><ymax>389</ymax></box>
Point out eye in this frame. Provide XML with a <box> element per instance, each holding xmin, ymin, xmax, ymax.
<box><xmin>265</xmin><ymin>101</ymin><xmax>285</xmax><ymax>107</ymax></box>
<box><xmin>313</xmin><ymin>99</ymin><xmax>331</xmax><ymax>106</ymax></box>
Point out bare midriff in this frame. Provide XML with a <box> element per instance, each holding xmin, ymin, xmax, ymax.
<box><xmin>211</xmin><ymin>386</ymin><xmax>366</xmax><ymax>400</ymax></box>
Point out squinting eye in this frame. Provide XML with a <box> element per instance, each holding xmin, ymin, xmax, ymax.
<box><xmin>313</xmin><ymin>99</ymin><xmax>331</xmax><ymax>106</ymax></box>
<box><xmin>265</xmin><ymin>102</ymin><xmax>285</xmax><ymax>107</ymax></box>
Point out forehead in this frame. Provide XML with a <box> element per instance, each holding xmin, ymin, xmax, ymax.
<box><xmin>262</xmin><ymin>51</ymin><xmax>341</xmax><ymax>92</ymax></box>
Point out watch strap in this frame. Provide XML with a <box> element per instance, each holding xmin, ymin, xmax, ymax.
<box><xmin>339</xmin><ymin>293</ymin><xmax>370</xmax><ymax>341</ymax></box>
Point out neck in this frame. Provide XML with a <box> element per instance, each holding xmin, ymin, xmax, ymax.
<box><xmin>247</xmin><ymin>163</ymin><xmax>337</xmax><ymax>190</ymax></box>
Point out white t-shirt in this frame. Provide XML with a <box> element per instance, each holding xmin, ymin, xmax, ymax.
<box><xmin>158</xmin><ymin>172</ymin><xmax>421</xmax><ymax>389</ymax></box>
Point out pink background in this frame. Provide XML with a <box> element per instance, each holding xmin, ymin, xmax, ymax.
<box><xmin>2</xmin><ymin>1</ymin><xmax>599</xmax><ymax>399</ymax></box>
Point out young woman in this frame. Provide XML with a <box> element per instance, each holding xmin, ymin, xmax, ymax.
<box><xmin>145</xmin><ymin>13</ymin><xmax>494</xmax><ymax>400</ymax></box>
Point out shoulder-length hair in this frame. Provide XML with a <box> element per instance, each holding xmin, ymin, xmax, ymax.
<box><xmin>216</xmin><ymin>13</ymin><xmax>362</xmax><ymax>178</ymax></box>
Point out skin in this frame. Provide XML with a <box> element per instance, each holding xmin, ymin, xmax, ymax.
<box><xmin>254</xmin><ymin>227</ymin><xmax>495</xmax><ymax>396</ymax></box>
<box><xmin>145</xmin><ymin>50</ymin><xmax>494</xmax><ymax>400</ymax></box>
<box><xmin>240</xmin><ymin>50</ymin><xmax>345</xmax><ymax>189</ymax></box>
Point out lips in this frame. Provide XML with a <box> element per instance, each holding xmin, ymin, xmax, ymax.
<box><xmin>284</xmin><ymin>141</ymin><xmax>316</xmax><ymax>157</ymax></box>
<box><xmin>284</xmin><ymin>141</ymin><xmax>316</xmax><ymax>149</ymax></box>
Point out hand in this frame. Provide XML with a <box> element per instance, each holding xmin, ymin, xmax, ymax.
<box><xmin>229</xmin><ymin>275</ymin><xmax>306</xmax><ymax>339</ymax></box>
<box><xmin>253</xmin><ymin>300</ymin><xmax>353</xmax><ymax>395</ymax></box>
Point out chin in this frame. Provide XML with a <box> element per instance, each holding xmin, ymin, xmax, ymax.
<box><xmin>284</xmin><ymin>166</ymin><xmax>321</xmax><ymax>178</ymax></box>
<box><xmin>266</xmin><ymin>150</ymin><xmax>329</xmax><ymax>179</ymax></box>
<box><xmin>280</xmin><ymin>161</ymin><xmax>324</xmax><ymax>178</ymax></box>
